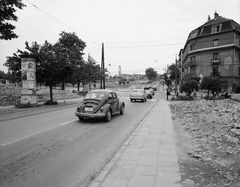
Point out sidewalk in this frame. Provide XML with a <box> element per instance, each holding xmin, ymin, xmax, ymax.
<box><xmin>89</xmin><ymin>99</ymin><xmax>182</xmax><ymax>187</ymax></box>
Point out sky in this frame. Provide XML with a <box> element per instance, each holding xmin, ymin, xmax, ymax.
<box><xmin>0</xmin><ymin>0</ymin><xmax>240</xmax><ymax>76</ymax></box>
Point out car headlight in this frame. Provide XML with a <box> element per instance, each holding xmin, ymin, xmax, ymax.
<box><xmin>100</xmin><ymin>107</ymin><xmax>104</xmax><ymax>112</ymax></box>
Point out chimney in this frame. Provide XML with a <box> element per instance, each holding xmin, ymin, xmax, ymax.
<box><xmin>208</xmin><ymin>15</ymin><xmax>211</xmax><ymax>21</ymax></box>
<box><xmin>214</xmin><ymin>11</ymin><xmax>219</xmax><ymax>19</ymax></box>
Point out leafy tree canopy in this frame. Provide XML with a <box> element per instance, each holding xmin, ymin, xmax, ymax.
<box><xmin>0</xmin><ymin>0</ymin><xmax>25</xmax><ymax>40</ymax></box>
<box><xmin>200</xmin><ymin>76</ymin><xmax>221</xmax><ymax>96</ymax></box>
<box><xmin>145</xmin><ymin>67</ymin><xmax>157</xmax><ymax>80</ymax></box>
<box><xmin>167</xmin><ymin>64</ymin><xmax>179</xmax><ymax>80</ymax></box>
<box><xmin>180</xmin><ymin>79</ymin><xmax>198</xmax><ymax>96</ymax></box>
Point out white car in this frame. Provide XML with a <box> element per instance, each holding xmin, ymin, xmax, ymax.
<box><xmin>130</xmin><ymin>89</ymin><xmax>147</xmax><ymax>102</ymax></box>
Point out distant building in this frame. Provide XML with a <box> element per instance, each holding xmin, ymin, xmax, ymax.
<box><xmin>177</xmin><ymin>12</ymin><xmax>240</xmax><ymax>92</ymax></box>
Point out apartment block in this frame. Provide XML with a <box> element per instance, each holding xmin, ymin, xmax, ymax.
<box><xmin>178</xmin><ymin>12</ymin><xmax>240</xmax><ymax>92</ymax></box>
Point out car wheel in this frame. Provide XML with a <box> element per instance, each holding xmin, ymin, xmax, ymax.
<box><xmin>104</xmin><ymin>109</ymin><xmax>112</xmax><ymax>122</ymax></box>
<box><xmin>120</xmin><ymin>105</ymin><xmax>124</xmax><ymax>115</ymax></box>
<box><xmin>130</xmin><ymin>99</ymin><xmax>133</xmax><ymax>102</ymax></box>
<box><xmin>144</xmin><ymin>98</ymin><xmax>147</xmax><ymax>102</ymax></box>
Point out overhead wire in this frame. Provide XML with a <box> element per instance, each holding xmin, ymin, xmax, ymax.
<box><xmin>24</xmin><ymin>0</ymin><xmax>98</xmax><ymax>44</ymax></box>
<box><xmin>19</xmin><ymin>1</ymin><xmax>189</xmax><ymax>74</ymax></box>
<box><xmin>18</xmin><ymin>11</ymin><xmax>60</xmax><ymax>36</ymax></box>
<box><xmin>104</xmin><ymin>37</ymin><xmax>186</xmax><ymax>45</ymax></box>
<box><xmin>18</xmin><ymin>20</ymin><xmax>56</xmax><ymax>39</ymax></box>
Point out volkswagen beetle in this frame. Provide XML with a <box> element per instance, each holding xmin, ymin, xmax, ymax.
<box><xmin>75</xmin><ymin>89</ymin><xmax>125</xmax><ymax>122</ymax></box>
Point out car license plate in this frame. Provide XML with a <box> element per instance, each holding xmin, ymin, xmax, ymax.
<box><xmin>85</xmin><ymin>107</ymin><xmax>93</xmax><ymax>111</ymax></box>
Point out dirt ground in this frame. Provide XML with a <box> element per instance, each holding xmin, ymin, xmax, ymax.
<box><xmin>170</xmin><ymin>99</ymin><xmax>240</xmax><ymax>187</ymax></box>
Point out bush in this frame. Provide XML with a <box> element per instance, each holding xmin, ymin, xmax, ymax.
<box><xmin>171</xmin><ymin>95</ymin><xmax>194</xmax><ymax>101</ymax></box>
<box><xmin>200</xmin><ymin>76</ymin><xmax>221</xmax><ymax>97</ymax></box>
<box><xmin>180</xmin><ymin>80</ymin><xmax>198</xmax><ymax>96</ymax></box>
<box><xmin>15</xmin><ymin>101</ymin><xmax>40</xmax><ymax>108</ymax></box>
<box><xmin>235</xmin><ymin>85</ymin><xmax>240</xmax><ymax>93</ymax></box>
<box><xmin>44</xmin><ymin>100</ymin><xmax>58</xmax><ymax>105</ymax></box>
<box><xmin>77</xmin><ymin>91</ymin><xmax>88</xmax><ymax>96</ymax></box>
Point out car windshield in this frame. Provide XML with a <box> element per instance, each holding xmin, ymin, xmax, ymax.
<box><xmin>132</xmin><ymin>90</ymin><xmax>144</xmax><ymax>93</ymax></box>
<box><xmin>85</xmin><ymin>93</ymin><xmax>105</xmax><ymax>100</ymax></box>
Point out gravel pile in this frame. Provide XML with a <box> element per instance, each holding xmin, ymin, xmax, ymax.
<box><xmin>170</xmin><ymin>99</ymin><xmax>240</xmax><ymax>186</ymax></box>
<box><xmin>0</xmin><ymin>86</ymin><xmax>81</xmax><ymax>106</ymax></box>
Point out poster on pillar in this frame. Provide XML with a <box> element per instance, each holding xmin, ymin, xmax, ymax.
<box><xmin>20</xmin><ymin>56</ymin><xmax>37</xmax><ymax>105</ymax></box>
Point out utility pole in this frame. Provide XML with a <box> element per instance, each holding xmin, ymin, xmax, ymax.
<box><xmin>100</xmin><ymin>43</ymin><xmax>105</xmax><ymax>89</ymax></box>
<box><xmin>102</xmin><ymin>43</ymin><xmax>105</xmax><ymax>89</ymax></box>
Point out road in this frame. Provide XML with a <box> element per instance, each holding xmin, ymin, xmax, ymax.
<box><xmin>0</xmin><ymin>90</ymin><xmax>165</xmax><ymax>187</ymax></box>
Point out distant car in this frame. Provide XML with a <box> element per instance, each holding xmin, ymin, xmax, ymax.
<box><xmin>144</xmin><ymin>85</ymin><xmax>154</xmax><ymax>96</ymax></box>
<box><xmin>130</xmin><ymin>89</ymin><xmax>147</xmax><ymax>102</ymax></box>
<box><xmin>75</xmin><ymin>89</ymin><xmax>125</xmax><ymax>122</ymax></box>
<box><xmin>149</xmin><ymin>88</ymin><xmax>155</xmax><ymax>95</ymax></box>
<box><xmin>146</xmin><ymin>89</ymin><xmax>153</xmax><ymax>99</ymax></box>
<box><xmin>152</xmin><ymin>86</ymin><xmax>157</xmax><ymax>91</ymax></box>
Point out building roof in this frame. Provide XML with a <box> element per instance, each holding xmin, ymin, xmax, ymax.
<box><xmin>187</xmin><ymin>12</ymin><xmax>240</xmax><ymax>41</ymax></box>
<box><xmin>200</xmin><ymin>16</ymin><xmax>231</xmax><ymax>27</ymax></box>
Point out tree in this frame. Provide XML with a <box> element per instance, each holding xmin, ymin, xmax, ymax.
<box><xmin>38</xmin><ymin>41</ymin><xmax>59</xmax><ymax>103</ymax></box>
<box><xmin>4</xmin><ymin>53</ymin><xmax>21</xmax><ymax>83</ymax></box>
<box><xmin>145</xmin><ymin>68</ymin><xmax>157</xmax><ymax>80</ymax></box>
<box><xmin>56</xmin><ymin>31</ymin><xmax>86</xmax><ymax>90</ymax></box>
<box><xmin>200</xmin><ymin>76</ymin><xmax>221</xmax><ymax>97</ymax></box>
<box><xmin>0</xmin><ymin>0</ymin><xmax>25</xmax><ymax>40</ymax></box>
<box><xmin>24</xmin><ymin>40</ymin><xmax>59</xmax><ymax>103</ymax></box>
<box><xmin>180</xmin><ymin>79</ymin><xmax>198</xmax><ymax>96</ymax></box>
<box><xmin>82</xmin><ymin>56</ymin><xmax>101</xmax><ymax>90</ymax></box>
<box><xmin>167</xmin><ymin>64</ymin><xmax>179</xmax><ymax>80</ymax></box>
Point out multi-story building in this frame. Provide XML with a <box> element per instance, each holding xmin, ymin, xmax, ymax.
<box><xmin>178</xmin><ymin>12</ymin><xmax>240</xmax><ymax>92</ymax></box>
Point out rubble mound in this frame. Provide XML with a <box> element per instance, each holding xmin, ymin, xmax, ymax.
<box><xmin>0</xmin><ymin>86</ymin><xmax>81</xmax><ymax>106</ymax></box>
<box><xmin>170</xmin><ymin>99</ymin><xmax>240</xmax><ymax>186</ymax></box>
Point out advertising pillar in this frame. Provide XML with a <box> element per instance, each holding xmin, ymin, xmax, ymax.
<box><xmin>20</xmin><ymin>55</ymin><xmax>37</xmax><ymax>105</ymax></box>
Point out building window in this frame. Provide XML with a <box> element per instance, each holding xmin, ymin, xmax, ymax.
<box><xmin>190</xmin><ymin>44</ymin><xmax>196</xmax><ymax>51</ymax></box>
<box><xmin>212</xmin><ymin>25</ymin><xmax>221</xmax><ymax>33</ymax></box>
<box><xmin>213</xmin><ymin>53</ymin><xmax>219</xmax><ymax>60</ymax></box>
<box><xmin>212</xmin><ymin>67</ymin><xmax>219</xmax><ymax>76</ymax></box>
<box><xmin>189</xmin><ymin>30</ymin><xmax>198</xmax><ymax>39</ymax></box>
<box><xmin>190</xmin><ymin>56</ymin><xmax>196</xmax><ymax>62</ymax></box>
<box><xmin>213</xmin><ymin>39</ymin><xmax>219</xmax><ymax>46</ymax></box>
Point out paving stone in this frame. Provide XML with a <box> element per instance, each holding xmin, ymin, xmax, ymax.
<box><xmin>158</xmin><ymin>162</ymin><xmax>180</xmax><ymax>172</ymax></box>
<box><xmin>158</xmin><ymin>155</ymin><xmax>179</xmax><ymax>163</ymax></box>
<box><xmin>100</xmin><ymin>178</ymin><xmax>128</xmax><ymax>187</ymax></box>
<box><xmin>137</xmin><ymin>153</ymin><xmax>158</xmax><ymax>165</ymax></box>
<box><xmin>133</xmin><ymin>165</ymin><xmax>157</xmax><ymax>175</ymax></box>
<box><xmin>155</xmin><ymin>182</ymin><xmax>183</xmax><ymax>187</ymax></box>
<box><xmin>127</xmin><ymin>175</ymin><xmax>155</xmax><ymax>187</ymax></box>
<box><xmin>158</xmin><ymin>148</ymin><xmax>177</xmax><ymax>156</ymax></box>
<box><xmin>121</xmin><ymin>153</ymin><xmax>140</xmax><ymax>161</ymax></box>
<box><xmin>156</xmin><ymin>171</ymin><xmax>181</xmax><ymax>183</ymax></box>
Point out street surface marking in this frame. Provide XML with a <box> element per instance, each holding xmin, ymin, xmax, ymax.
<box><xmin>1</xmin><ymin>119</ymin><xmax>77</xmax><ymax>146</ymax></box>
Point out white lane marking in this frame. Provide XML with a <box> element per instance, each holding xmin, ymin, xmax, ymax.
<box><xmin>1</xmin><ymin>119</ymin><xmax>77</xmax><ymax>146</ymax></box>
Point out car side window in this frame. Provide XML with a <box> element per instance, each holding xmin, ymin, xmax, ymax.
<box><xmin>107</xmin><ymin>93</ymin><xmax>113</xmax><ymax>100</ymax></box>
<box><xmin>112</xmin><ymin>92</ymin><xmax>117</xmax><ymax>99</ymax></box>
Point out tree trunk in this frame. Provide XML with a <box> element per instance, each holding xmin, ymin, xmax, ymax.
<box><xmin>49</xmin><ymin>82</ymin><xmax>53</xmax><ymax>103</ymax></box>
<box><xmin>77</xmin><ymin>80</ymin><xmax>80</xmax><ymax>91</ymax></box>
<box><xmin>61</xmin><ymin>81</ymin><xmax>65</xmax><ymax>90</ymax></box>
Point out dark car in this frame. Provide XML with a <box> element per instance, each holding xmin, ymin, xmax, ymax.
<box><xmin>75</xmin><ymin>89</ymin><xmax>125</xmax><ymax>122</ymax></box>
<box><xmin>152</xmin><ymin>86</ymin><xmax>157</xmax><ymax>91</ymax></box>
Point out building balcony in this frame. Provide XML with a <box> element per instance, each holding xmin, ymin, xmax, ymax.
<box><xmin>211</xmin><ymin>59</ymin><xmax>221</xmax><ymax>65</ymax></box>
<box><xmin>187</xmin><ymin>61</ymin><xmax>197</xmax><ymax>67</ymax></box>
<box><xmin>210</xmin><ymin>72</ymin><xmax>221</xmax><ymax>77</ymax></box>
<box><xmin>185</xmin><ymin>73</ymin><xmax>197</xmax><ymax>79</ymax></box>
